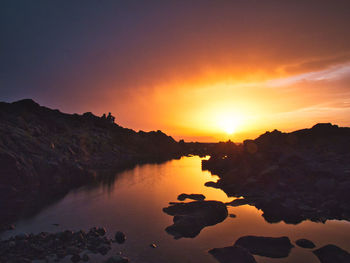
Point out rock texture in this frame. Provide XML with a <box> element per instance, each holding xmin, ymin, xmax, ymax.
<box><xmin>163</xmin><ymin>200</ymin><xmax>228</xmax><ymax>239</ymax></box>
<box><xmin>202</xmin><ymin>123</ymin><xmax>350</xmax><ymax>224</ymax></box>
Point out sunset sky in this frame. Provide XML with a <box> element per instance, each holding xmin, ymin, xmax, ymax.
<box><xmin>2</xmin><ymin>1</ymin><xmax>350</xmax><ymax>142</ymax></box>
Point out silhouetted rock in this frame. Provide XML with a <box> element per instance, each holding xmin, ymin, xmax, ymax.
<box><xmin>104</xmin><ymin>255</ymin><xmax>129</xmax><ymax>263</ymax></box>
<box><xmin>313</xmin><ymin>244</ymin><xmax>350</xmax><ymax>263</ymax></box>
<box><xmin>209</xmin><ymin>245</ymin><xmax>257</xmax><ymax>263</ymax></box>
<box><xmin>0</xmin><ymin>227</ymin><xmax>118</xmax><ymax>262</ymax></box>
<box><xmin>177</xmin><ymin>193</ymin><xmax>205</xmax><ymax>201</ymax></box>
<box><xmin>226</xmin><ymin>198</ymin><xmax>251</xmax><ymax>207</ymax></box>
<box><xmin>296</xmin><ymin>238</ymin><xmax>315</xmax><ymax>248</ymax></box>
<box><xmin>115</xmin><ymin>231</ymin><xmax>126</xmax><ymax>244</ymax></box>
<box><xmin>234</xmin><ymin>236</ymin><xmax>293</xmax><ymax>258</ymax></box>
<box><xmin>0</xmin><ymin>99</ymin><xmax>184</xmax><ymax>229</ymax></box>
<box><xmin>163</xmin><ymin>201</ymin><xmax>228</xmax><ymax>239</ymax></box>
<box><xmin>202</xmin><ymin>123</ymin><xmax>350</xmax><ymax>224</ymax></box>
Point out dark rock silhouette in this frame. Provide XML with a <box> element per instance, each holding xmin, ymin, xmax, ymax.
<box><xmin>313</xmin><ymin>244</ymin><xmax>350</xmax><ymax>263</ymax></box>
<box><xmin>209</xmin><ymin>245</ymin><xmax>257</xmax><ymax>263</ymax></box>
<box><xmin>234</xmin><ymin>236</ymin><xmax>294</xmax><ymax>258</ymax></box>
<box><xmin>177</xmin><ymin>193</ymin><xmax>206</xmax><ymax>201</ymax></box>
<box><xmin>295</xmin><ymin>238</ymin><xmax>315</xmax><ymax>248</ymax></box>
<box><xmin>163</xmin><ymin>200</ymin><xmax>228</xmax><ymax>239</ymax></box>
<box><xmin>0</xmin><ymin>99</ymin><xmax>184</xmax><ymax>229</ymax></box>
<box><xmin>0</xmin><ymin>227</ymin><xmax>119</xmax><ymax>262</ymax></box>
<box><xmin>202</xmin><ymin>123</ymin><xmax>350</xmax><ymax>224</ymax></box>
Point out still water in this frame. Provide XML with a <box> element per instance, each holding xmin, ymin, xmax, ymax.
<box><xmin>2</xmin><ymin>156</ymin><xmax>350</xmax><ymax>262</ymax></box>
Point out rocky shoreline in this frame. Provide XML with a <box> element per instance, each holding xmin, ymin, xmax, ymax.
<box><xmin>0</xmin><ymin>227</ymin><xmax>130</xmax><ymax>262</ymax></box>
<box><xmin>202</xmin><ymin>123</ymin><xmax>350</xmax><ymax>224</ymax></box>
<box><xmin>0</xmin><ymin>99</ymin><xmax>188</xmax><ymax>230</ymax></box>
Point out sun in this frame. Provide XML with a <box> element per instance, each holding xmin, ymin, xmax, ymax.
<box><xmin>217</xmin><ymin>114</ymin><xmax>243</xmax><ymax>135</ymax></box>
<box><xmin>223</xmin><ymin>123</ymin><xmax>236</xmax><ymax>134</ymax></box>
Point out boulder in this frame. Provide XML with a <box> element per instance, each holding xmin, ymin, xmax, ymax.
<box><xmin>115</xmin><ymin>231</ymin><xmax>126</xmax><ymax>244</ymax></box>
<box><xmin>209</xmin><ymin>245</ymin><xmax>257</xmax><ymax>263</ymax></box>
<box><xmin>177</xmin><ymin>193</ymin><xmax>205</xmax><ymax>201</ymax></box>
<box><xmin>234</xmin><ymin>236</ymin><xmax>293</xmax><ymax>258</ymax></box>
<box><xmin>163</xmin><ymin>201</ymin><xmax>228</xmax><ymax>239</ymax></box>
<box><xmin>313</xmin><ymin>244</ymin><xmax>350</xmax><ymax>263</ymax></box>
<box><xmin>295</xmin><ymin>238</ymin><xmax>315</xmax><ymax>249</ymax></box>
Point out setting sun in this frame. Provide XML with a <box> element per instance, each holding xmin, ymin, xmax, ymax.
<box><xmin>217</xmin><ymin>114</ymin><xmax>243</xmax><ymax>135</ymax></box>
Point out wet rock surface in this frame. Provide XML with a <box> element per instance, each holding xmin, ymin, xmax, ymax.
<box><xmin>202</xmin><ymin>123</ymin><xmax>350</xmax><ymax>224</ymax></box>
<box><xmin>209</xmin><ymin>245</ymin><xmax>257</xmax><ymax>263</ymax></box>
<box><xmin>296</xmin><ymin>238</ymin><xmax>315</xmax><ymax>248</ymax></box>
<box><xmin>234</xmin><ymin>235</ymin><xmax>294</xmax><ymax>258</ymax></box>
<box><xmin>313</xmin><ymin>244</ymin><xmax>350</xmax><ymax>263</ymax></box>
<box><xmin>163</xmin><ymin>200</ymin><xmax>228</xmax><ymax>239</ymax></box>
<box><xmin>177</xmin><ymin>193</ymin><xmax>206</xmax><ymax>201</ymax></box>
<box><xmin>0</xmin><ymin>227</ymin><xmax>129</xmax><ymax>262</ymax></box>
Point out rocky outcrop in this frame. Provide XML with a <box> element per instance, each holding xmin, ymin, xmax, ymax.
<box><xmin>202</xmin><ymin>123</ymin><xmax>350</xmax><ymax>224</ymax></box>
<box><xmin>163</xmin><ymin>200</ymin><xmax>228</xmax><ymax>239</ymax></box>
<box><xmin>0</xmin><ymin>227</ymin><xmax>130</xmax><ymax>262</ymax></box>
<box><xmin>0</xmin><ymin>99</ymin><xmax>183</xmax><ymax>228</ymax></box>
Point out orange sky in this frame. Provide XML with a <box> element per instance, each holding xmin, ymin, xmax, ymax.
<box><xmin>2</xmin><ymin>1</ymin><xmax>350</xmax><ymax>142</ymax></box>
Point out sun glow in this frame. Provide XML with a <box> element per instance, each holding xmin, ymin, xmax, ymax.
<box><xmin>217</xmin><ymin>114</ymin><xmax>243</xmax><ymax>135</ymax></box>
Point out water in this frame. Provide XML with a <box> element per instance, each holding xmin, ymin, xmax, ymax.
<box><xmin>1</xmin><ymin>156</ymin><xmax>350</xmax><ymax>262</ymax></box>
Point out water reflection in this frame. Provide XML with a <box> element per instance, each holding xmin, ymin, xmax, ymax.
<box><xmin>1</xmin><ymin>156</ymin><xmax>349</xmax><ymax>263</ymax></box>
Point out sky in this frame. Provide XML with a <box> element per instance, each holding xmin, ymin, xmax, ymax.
<box><xmin>1</xmin><ymin>0</ymin><xmax>350</xmax><ymax>142</ymax></box>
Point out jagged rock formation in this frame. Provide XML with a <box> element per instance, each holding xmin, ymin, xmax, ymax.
<box><xmin>0</xmin><ymin>99</ymin><xmax>182</xmax><ymax>226</ymax></box>
<box><xmin>202</xmin><ymin>123</ymin><xmax>350</xmax><ymax>224</ymax></box>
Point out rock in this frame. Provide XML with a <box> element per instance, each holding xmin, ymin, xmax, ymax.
<box><xmin>67</xmin><ymin>246</ymin><xmax>81</xmax><ymax>255</ymax></box>
<box><xmin>234</xmin><ymin>236</ymin><xmax>294</xmax><ymax>258</ymax></box>
<box><xmin>104</xmin><ymin>255</ymin><xmax>130</xmax><ymax>263</ymax></box>
<box><xmin>295</xmin><ymin>238</ymin><xmax>315</xmax><ymax>248</ymax></box>
<box><xmin>163</xmin><ymin>200</ymin><xmax>228</xmax><ymax>239</ymax></box>
<box><xmin>177</xmin><ymin>193</ymin><xmax>206</xmax><ymax>201</ymax></box>
<box><xmin>96</xmin><ymin>227</ymin><xmax>107</xmax><ymax>236</ymax></box>
<box><xmin>204</xmin><ymin>181</ymin><xmax>219</xmax><ymax>188</ymax></box>
<box><xmin>226</xmin><ymin>199</ymin><xmax>251</xmax><ymax>207</ymax></box>
<box><xmin>9</xmin><ymin>241</ymin><xmax>16</xmax><ymax>247</ymax></box>
<box><xmin>229</xmin><ymin>214</ymin><xmax>237</xmax><ymax>218</ymax></box>
<box><xmin>115</xmin><ymin>231</ymin><xmax>126</xmax><ymax>244</ymax></box>
<box><xmin>82</xmin><ymin>253</ymin><xmax>89</xmax><ymax>262</ymax></box>
<box><xmin>71</xmin><ymin>254</ymin><xmax>81</xmax><ymax>262</ymax></box>
<box><xmin>150</xmin><ymin>243</ymin><xmax>157</xmax><ymax>248</ymax></box>
<box><xmin>97</xmin><ymin>244</ymin><xmax>111</xmax><ymax>255</ymax></box>
<box><xmin>209</xmin><ymin>245</ymin><xmax>257</xmax><ymax>263</ymax></box>
<box><xmin>313</xmin><ymin>244</ymin><xmax>350</xmax><ymax>263</ymax></box>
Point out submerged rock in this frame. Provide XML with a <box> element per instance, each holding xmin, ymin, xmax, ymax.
<box><xmin>177</xmin><ymin>193</ymin><xmax>205</xmax><ymax>201</ymax></box>
<box><xmin>163</xmin><ymin>200</ymin><xmax>228</xmax><ymax>239</ymax></box>
<box><xmin>234</xmin><ymin>236</ymin><xmax>293</xmax><ymax>258</ymax></box>
<box><xmin>313</xmin><ymin>244</ymin><xmax>350</xmax><ymax>263</ymax></box>
<box><xmin>209</xmin><ymin>245</ymin><xmax>257</xmax><ymax>263</ymax></box>
<box><xmin>295</xmin><ymin>238</ymin><xmax>315</xmax><ymax>248</ymax></box>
